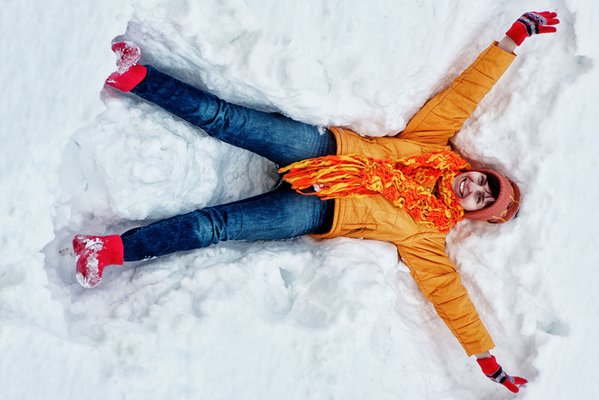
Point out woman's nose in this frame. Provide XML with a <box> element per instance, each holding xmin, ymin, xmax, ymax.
<box><xmin>469</xmin><ymin>181</ymin><xmax>482</xmax><ymax>191</ymax></box>
<box><xmin>466</xmin><ymin>180</ymin><xmax>479</xmax><ymax>192</ymax></box>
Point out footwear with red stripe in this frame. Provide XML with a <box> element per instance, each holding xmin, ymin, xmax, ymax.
<box><xmin>73</xmin><ymin>234</ymin><xmax>124</xmax><ymax>288</ymax></box>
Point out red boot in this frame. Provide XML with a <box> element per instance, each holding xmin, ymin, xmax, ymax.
<box><xmin>105</xmin><ymin>41</ymin><xmax>147</xmax><ymax>92</ymax></box>
<box><xmin>73</xmin><ymin>234</ymin><xmax>124</xmax><ymax>288</ymax></box>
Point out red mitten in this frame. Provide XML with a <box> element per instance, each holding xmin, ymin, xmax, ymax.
<box><xmin>477</xmin><ymin>356</ymin><xmax>528</xmax><ymax>393</ymax></box>
<box><xmin>506</xmin><ymin>11</ymin><xmax>560</xmax><ymax>46</ymax></box>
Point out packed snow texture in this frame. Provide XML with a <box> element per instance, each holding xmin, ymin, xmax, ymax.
<box><xmin>1</xmin><ymin>0</ymin><xmax>598</xmax><ymax>399</ymax></box>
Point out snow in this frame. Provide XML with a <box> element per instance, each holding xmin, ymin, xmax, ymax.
<box><xmin>1</xmin><ymin>0</ymin><xmax>598</xmax><ymax>399</ymax></box>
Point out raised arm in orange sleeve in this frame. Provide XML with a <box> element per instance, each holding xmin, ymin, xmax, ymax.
<box><xmin>398</xmin><ymin>42</ymin><xmax>516</xmax><ymax>146</ymax></box>
<box><xmin>396</xmin><ymin>234</ymin><xmax>494</xmax><ymax>356</ymax></box>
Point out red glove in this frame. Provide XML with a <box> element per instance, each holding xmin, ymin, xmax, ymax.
<box><xmin>506</xmin><ymin>11</ymin><xmax>560</xmax><ymax>46</ymax></box>
<box><xmin>477</xmin><ymin>356</ymin><xmax>528</xmax><ymax>393</ymax></box>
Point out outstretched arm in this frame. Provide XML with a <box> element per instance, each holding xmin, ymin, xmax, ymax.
<box><xmin>398</xmin><ymin>11</ymin><xmax>559</xmax><ymax>147</ymax></box>
<box><xmin>399</xmin><ymin>234</ymin><xmax>530</xmax><ymax>394</ymax></box>
<box><xmin>397</xmin><ymin>43</ymin><xmax>515</xmax><ymax>146</ymax></box>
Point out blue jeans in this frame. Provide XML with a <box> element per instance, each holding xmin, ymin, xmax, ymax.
<box><xmin>122</xmin><ymin>66</ymin><xmax>336</xmax><ymax>261</ymax></box>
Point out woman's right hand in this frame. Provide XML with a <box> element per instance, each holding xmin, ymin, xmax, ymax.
<box><xmin>505</xmin><ymin>11</ymin><xmax>560</xmax><ymax>46</ymax></box>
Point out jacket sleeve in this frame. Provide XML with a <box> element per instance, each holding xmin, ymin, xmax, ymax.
<box><xmin>398</xmin><ymin>42</ymin><xmax>516</xmax><ymax>146</ymax></box>
<box><xmin>396</xmin><ymin>234</ymin><xmax>495</xmax><ymax>356</ymax></box>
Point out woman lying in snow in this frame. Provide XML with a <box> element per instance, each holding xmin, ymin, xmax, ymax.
<box><xmin>73</xmin><ymin>11</ymin><xmax>559</xmax><ymax>393</ymax></box>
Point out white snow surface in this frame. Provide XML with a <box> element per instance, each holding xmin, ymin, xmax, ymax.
<box><xmin>1</xmin><ymin>0</ymin><xmax>598</xmax><ymax>399</ymax></box>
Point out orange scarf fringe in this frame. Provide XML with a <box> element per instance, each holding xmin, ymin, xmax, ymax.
<box><xmin>279</xmin><ymin>150</ymin><xmax>470</xmax><ymax>233</ymax></box>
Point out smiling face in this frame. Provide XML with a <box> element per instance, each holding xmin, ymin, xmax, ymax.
<box><xmin>452</xmin><ymin>171</ymin><xmax>496</xmax><ymax>211</ymax></box>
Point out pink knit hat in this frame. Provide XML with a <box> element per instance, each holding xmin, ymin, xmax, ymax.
<box><xmin>463</xmin><ymin>169</ymin><xmax>521</xmax><ymax>223</ymax></box>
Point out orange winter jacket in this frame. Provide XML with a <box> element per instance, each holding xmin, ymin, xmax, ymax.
<box><xmin>313</xmin><ymin>43</ymin><xmax>516</xmax><ymax>356</ymax></box>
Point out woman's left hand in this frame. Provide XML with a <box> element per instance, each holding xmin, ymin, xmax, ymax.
<box><xmin>477</xmin><ymin>355</ymin><xmax>528</xmax><ymax>393</ymax></box>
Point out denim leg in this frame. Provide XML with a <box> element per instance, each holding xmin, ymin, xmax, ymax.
<box><xmin>121</xmin><ymin>185</ymin><xmax>334</xmax><ymax>262</ymax></box>
<box><xmin>131</xmin><ymin>65</ymin><xmax>336</xmax><ymax>165</ymax></box>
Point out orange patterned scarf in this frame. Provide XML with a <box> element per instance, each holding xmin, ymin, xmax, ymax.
<box><xmin>279</xmin><ymin>150</ymin><xmax>470</xmax><ymax>233</ymax></box>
